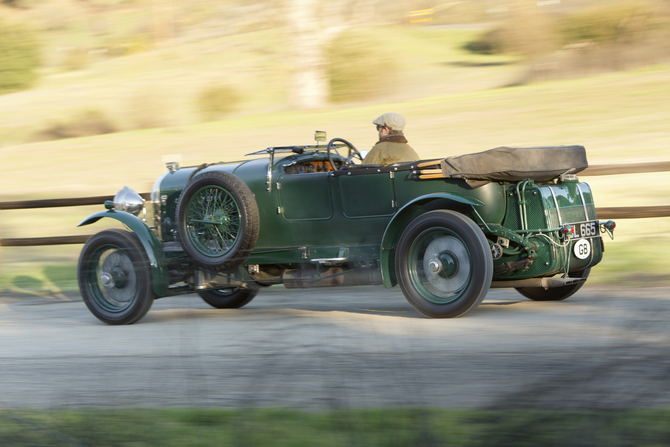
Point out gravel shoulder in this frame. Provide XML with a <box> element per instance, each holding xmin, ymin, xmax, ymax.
<box><xmin>1</xmin><ymin>285</ymin><xmax>668</xmax><ymax>410</ymax></box>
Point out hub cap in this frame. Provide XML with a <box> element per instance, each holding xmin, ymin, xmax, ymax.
<box><xmin>185</xmin><ymin>186</ymin><xmax>241</xmax><ymax>257</ymax></box>
<box><xmin>87</xmin><ymin>245</ymin><xmax>138</xmax><ymax>312</ymax></box>
<box><xmin>408</xmin><ymin>228</ymin><xmax>473</xmax><ymax>305</ymax></box>
<box><xmin>422</xmin><ymin>236</ymin><xmax>470</xmax><ymax>294</ymax></box>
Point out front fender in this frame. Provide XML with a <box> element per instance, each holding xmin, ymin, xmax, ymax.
<box><xmin>78</xmin><ymin>210</ymin><xmax>168</xmax><ymax>297</ymax></box>
<box><xmin>379</xmin><ymin>193</ymin><xmax>484</xmax><ymax>288</ymax></box>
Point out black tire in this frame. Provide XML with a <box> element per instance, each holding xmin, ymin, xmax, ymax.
<box><xmin>176</xmin><ymin>171</ymin><xmax>260</xmax><ymax>272</ymax></box>
<box><xmin>516</xmin><ymin>268</ymin><xmax>590</xmax><ymax>301</ymax></box>
<box><xmin>197</xmin><ymin>286</ymin><xmax>259</xmax><ymax>309</ymax></box>
<box><xmin>396</xmin><ymin>210</ymin><xmax>493</xmax><ymax>318</ymax></box>
<box><xmin>78</xmin><ymin>229</ymin><xmax>154</xmax><ymax>325</ymax></box>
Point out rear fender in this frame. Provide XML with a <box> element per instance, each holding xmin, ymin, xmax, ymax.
<box><xmin>380</xmin><ymin>193</ymin><xmax>484</xmax><ymax>288</ymax></box>
<box><xmin>78</xmin><ymin>210</ymin><xmax>168</xmax><ymax>297</ymax></box>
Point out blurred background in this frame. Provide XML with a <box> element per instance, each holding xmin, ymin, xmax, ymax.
<box><xmin>0</xmin><ymin>0</ymin><xmax>669</xmax><ymax>299</ymax></box>
<box><xmin>1</xmin><ymin>1</ymin><xmax>670</xmax><ymax>444</ymax></box>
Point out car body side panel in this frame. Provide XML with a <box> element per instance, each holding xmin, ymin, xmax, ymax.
<box><xmin>338</xmin><ymin>173</ymin><xmax>396</xmax><ymax>217</ymax></box>
<box><xmin>279</xmin><ymin>173</ymin><xmax>333</xmax><ymax>220</ymax></box>
<box><xmin>153</xmin><ymin>157</ymin><xmax>508</xmax><ymax>265</ymax></box>
<box><xmin>240</xmin><ymin>156</ymin><xmax>397</xmax><ymax>255</ymax></box>
<box><xmin>151</xmin><ymin>153</ymin><xmax>603</xmax><ymax>287</ymax></box>
<box><xmin>393</xmin><ymin>173</ymin><xmax>507</xmax><ymax>224</ymax></box>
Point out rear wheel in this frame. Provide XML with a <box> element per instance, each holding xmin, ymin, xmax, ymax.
<box><xmin>516</xmin><ymin>268</ymin><xmax>590</xmax><ymax>301</ymax></box>
<box><xmin>78</xmin><ymin>229</ymin><xmax>154</xmax><ymax>325</ymax></box>
<box><xmin>197</xmin><ymin>286</ymin><xmax>259</xmax><ymax>309</ymax></box>
<box><xmin>396</xmin><ymin>210</ymin><xmax>492</xmax><ymax>318</ymax></box>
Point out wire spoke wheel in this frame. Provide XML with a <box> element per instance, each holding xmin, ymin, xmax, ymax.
<box><xmin>185</xmin><ymin>185</ymin><xmax>241</xmax><ymax>257</ymax></box>
<box><xmin>177</xmin><ymin>171</ymin><xmax>259</xmax><ymax>272</ymax></box>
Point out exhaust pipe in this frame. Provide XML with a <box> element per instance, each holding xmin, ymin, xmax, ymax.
<box><xmin>490</xmin><ymin>276</ymin><xmax>586</xmax><ymax>289</ymax></box>
<box><xmin>283</xmin><ymin>266</ymin><xmax>382</xmax><ymax>289</ymax></box>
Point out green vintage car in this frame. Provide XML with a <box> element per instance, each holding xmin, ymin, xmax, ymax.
<box><xmin>77</xmin><ymin>132</ymin><xmax>615</xmax><ymax>325</ymax></box>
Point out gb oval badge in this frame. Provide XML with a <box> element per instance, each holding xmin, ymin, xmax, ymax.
<box><xmin>573</xmin><ymin>238</ymin><xmax>591</xmax><ymax>260</ymax></box>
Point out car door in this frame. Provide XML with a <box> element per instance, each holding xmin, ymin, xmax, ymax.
<box><xmin>278</xmin><ymin>171</ymin><xmax>333</xmax><ymax>221</ymax></box>
<box><xmin>336</xmin><ymin>171</ymin><xmax>396</xmax><ymax>218</ymax></box>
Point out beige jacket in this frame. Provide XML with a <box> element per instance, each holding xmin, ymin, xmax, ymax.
<box><xmin>363</xmin><ymin>135</ymin><xmax>420</xmax><ymax>167</ymax></box>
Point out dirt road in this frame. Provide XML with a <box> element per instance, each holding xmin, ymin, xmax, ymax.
<box><xmin>1</xmin><ymin>285</ymin><xmax>668</xmax><ymax>410</ymax></box>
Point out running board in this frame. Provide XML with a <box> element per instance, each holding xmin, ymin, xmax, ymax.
<box><xmin>490</xmin><ymin>277</ymin><xmax>587</xmax><ymax>289</ymax></box>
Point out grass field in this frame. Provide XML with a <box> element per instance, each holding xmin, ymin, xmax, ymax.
<box><xmin>1</xmin><ymin>26</ymin><xmax>669</xmax><ymax>294</ymax></box>
<box><xmin>1</xmin><ymin>408</ymin><xmax>670</xmax><ymax>446</ymax></box>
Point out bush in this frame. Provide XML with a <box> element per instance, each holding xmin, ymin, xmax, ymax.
<box><xmin>32</xmin><ymin>109</ymin><xmax>117</xmax><ymax>141</ymax></box>
<box><xmin>557</xmin><ymin>1</ymin><xmax>658</xmax><ymax>45</ymax></box>
<box><xmin>62</xmin><ymin>49</ymin><xmax>88</xmax><ymax>72</ymax></box>
<box><xmin>328</xmin><ymin>31</ymin><xmax>398</xmax><ymax>103</ymax></box>
<box><xmin>127</xmin><ymin>88</ymin><xmax>173</xmax><ymax>129</ymax></box>
<box><xmin>196</xmin><ymin>85</ymin><xmax>240</xmax><ymax>121</ymax></box>
<box><xmin>466</xmin><ymin>1</ymin><xmax>666</xmax><ymax>58</ymax></box>
<box><xmin>105</xmin><ymin>34</ymin><xmax>153</xmax><ymax>57</ymax></box>
<box><xmin>0</xmin><ymin>18</ymin><xmax>41</xmax><ymax>94</ymax></box>
<box><xmin>464</xmin><ymin>12</ymin><xmax>558</xmax><ymax>57</ymax></box>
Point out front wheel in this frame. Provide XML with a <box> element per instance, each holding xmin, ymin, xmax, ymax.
<box><xmin>197</xmin><ymin>286</ymin><xmax>259</xmax><ymax>309</ymax></box>
<box><xmin>78</xmin><ymin>229</ymin><xmax>154</xmax><ymax>325</ymax></box>
<box><xmin>396</xmin><ymin>210</ymin><xmax>493</xmax><ymax>318</ymax></box>
<box><xmin>516</xmin><ymin>268</ymin><xmax>590</xmax><ymax>301</ymax></box>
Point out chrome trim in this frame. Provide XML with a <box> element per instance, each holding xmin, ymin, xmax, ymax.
<box><xmin>548</xmin><ymin>186</ymin><xmax>563</xmax><ymax>226</ymax></box>
<box><xmin>312</xmin><ymin>257</ymin><xmax>348</xmax><ymax>264</ymax></box>
<box><xmin>114</xmin><ymin>186</ymin><xmax>144</xmax><ymax>217</ymax></box>
<box><xmin>575</xmin><ymin>183</ymin><xmax>589</xmax><ymax>221</ymax></box>
<box><xmin>267</xmin><ymin>148</ymin><xmax>274</xmax><ymax>192</ymax></box>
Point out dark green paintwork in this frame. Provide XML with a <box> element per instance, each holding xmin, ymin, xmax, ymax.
<box><xmin>279</xmin><ymin>173</ymin><xmax>333</xmax><ymax>220</ymax></box>
<box><xmin>77</xmin><ymin>210</ymin><xmax>169</xmax><ymax>297</ymax></box>
<box><xmin>338</xmin><ymin>173</ymin><xmax>395</xmax><ymax>218</ymax></box>
<box><xmin>495</xmin><ymin>180</ymin><xmax>603</xmax><ymax>279</ymax></box>
<box><xmin>55</xmin><ymin>144</ymin><xmax>602</xmax><ymax>299</ymax></box>
<box><xmin>144</xmin><ymin>151</ymin><xmax>604</xmax><ymax>289</ymax></box>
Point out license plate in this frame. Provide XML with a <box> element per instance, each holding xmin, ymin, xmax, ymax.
<box><xmin>574</xmin><ymin>220</ymin><xmax>598</xmax><ymax>238</ymax></box>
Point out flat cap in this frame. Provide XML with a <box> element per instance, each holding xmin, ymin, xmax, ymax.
<box><xmin>373</xmin><ymin>113</ymin><xmax>406</xmax><ymax>131</ymax></box>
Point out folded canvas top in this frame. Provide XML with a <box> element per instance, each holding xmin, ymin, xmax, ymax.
<box><xmin>440</xmin><ymin>145</ymin><xmax>588</xmax><ymax>187</ymax></box>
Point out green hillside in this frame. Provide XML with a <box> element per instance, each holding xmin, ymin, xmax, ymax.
<box><xmin>1</xmin><ymin>22</ymin><xmax>669</xmax><ymax>294</ymax></box>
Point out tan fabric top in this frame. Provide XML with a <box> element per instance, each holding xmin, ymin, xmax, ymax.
<box><xmin>363</xmin><ymin>139</ymin><xmax>420</xmax><ymax>167</ymax></box>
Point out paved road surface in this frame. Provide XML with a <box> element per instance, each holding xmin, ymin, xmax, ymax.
<box><xmin>1</xmin><ymin>285</ymin><xmax>668</xmax><ymax>410</ymax></box>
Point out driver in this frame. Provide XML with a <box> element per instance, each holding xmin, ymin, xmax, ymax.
<box><xmin>363</xmin><ymin>113</ymin><xmax>420</xmax><ymax>167</ymax></box>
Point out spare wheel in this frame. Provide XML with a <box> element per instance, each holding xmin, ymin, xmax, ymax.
<box><xmin>176</xmin><ymin>171</ymin><xmax>259</xmax><ymax>271</ymax></box>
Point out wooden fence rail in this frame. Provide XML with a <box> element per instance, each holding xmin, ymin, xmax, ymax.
<box><xmin>1</xmin><ymin>162</ymin><xmax>668</xmax><ymax>246</ymax></box>
<box><xmin>581</xmin><ymin>161</ymin><xmax>670</xmax><ymax>176</ymax></box>
<box><xmin>0</xmin><ymin>193</ymin><xmax>151</xmax><ymax>211</ymax></box>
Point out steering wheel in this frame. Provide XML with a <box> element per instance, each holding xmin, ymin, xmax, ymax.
<box><xmin>327</xmin><ymin>138</ymin><xmax>364</xmax><ymax>171</ymax></box>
